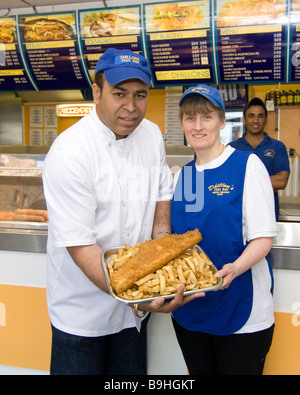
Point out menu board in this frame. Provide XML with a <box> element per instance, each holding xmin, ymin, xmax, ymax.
<box><xmin>79</xmin><ymin>6</ymin><xmax>144</xmax><ymax>85</ymax></box>
<box><xmin>215</xmin><ymin>0</ymin><xmax>288</xmax><ymax>84</ymax></box>
<box><xmin>289</xmin><ymin>0</ymin><xmax>300</xmax><ymax>81</ymax></box>
<box><xmin>1</xmin><ymin>2</ymin><xmax>300</xmax><ymax>91</ymax></box>
<box><xmin>18</xmin><ymin>12</ymin><xmax>90</xmax><ymax>90</ymax></box>
<box><xmin>0</xmin><ymin>17</ymin><xmax>35</xmax><ymax>90</ymax></box>
<box><xmin>144</xmin><ymin>1</ymin><xmax>215</xmax><ymax>86</ymax></box>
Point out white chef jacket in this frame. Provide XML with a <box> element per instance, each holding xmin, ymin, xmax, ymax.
<box><xmin>42</xmin><ymin>107</ymin><xmax>173</xmax><ymax>337</ymax></box>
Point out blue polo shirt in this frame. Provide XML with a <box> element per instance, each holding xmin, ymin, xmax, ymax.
<box><xmin>228</xmin><ymin>132</ymin><xmax>290</xmax><ymax>219</ymax></box>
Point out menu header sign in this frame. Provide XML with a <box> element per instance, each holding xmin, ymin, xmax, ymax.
<box><xmin>0</xmin><ymin>1</ymin><xmax>298</xmax><ymax>90</ymax></box>
<box><xmin>0</xmin><ymin>6</ymin><xmax>144</xmax><ymax>91</ymax></box>
<box><xmin>18</xmin><ymin>12</ymin><xmax>90</xmax><ymax>91</ymax></box>
<box><xmin>0</xmin><ymin>17</ymin><xmax>35</xmax><ymax>90</ymax></box>
<box><xmin>78</xmin><ymin>5</ymin><xmax>143</xmax><ymax>85</ymax></box>
<box><xmin>289</xmin><ymin>1</ymin><xmax>300</xmax><ymax>81</ymax></box>
<box><xmin>144</xmin><ymin>1</ymin><xmax>215</xmax><ymax>86</ymax></box>
<box><xmin>215</xmin><ymin>0</ymin><xmax>288</xmax><ymax>84</ymax></box>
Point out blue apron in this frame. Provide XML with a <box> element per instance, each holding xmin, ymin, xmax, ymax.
<box><xmin>171</xmin><ymin>150</ymin><xmax>253</xmax><ymax>335</ymax></box>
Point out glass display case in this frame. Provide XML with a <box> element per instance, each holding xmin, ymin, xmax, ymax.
<box><xmin>0</xmin><ymin>148</ymin><xmax>48</xmax><ymax>253</ymax></box>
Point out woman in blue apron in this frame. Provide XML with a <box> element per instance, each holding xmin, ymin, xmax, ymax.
<box><xmin>171</xmin><ymin>85</ymin><xmax>277</xmax><ymax>375</ymax></box>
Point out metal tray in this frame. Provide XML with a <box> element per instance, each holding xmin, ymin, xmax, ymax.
<box><xmin>102</xmin><ymin>244</ymin><xmax>223</xmax><ymax>305</ymax></box>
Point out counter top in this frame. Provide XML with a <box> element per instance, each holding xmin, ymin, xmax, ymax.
<box><xmin>0</xmin><ymin>221</ymin><xmax>47</xmax><ymax>253</ymax></box>
<box><xmin>0</xmin><ymin>221</ymin><xmax>47</xmax><ymax>232</ymax></box>
<box><xmin>273</xmin><ymin>222</ymin><xmax>300</xmax><ymax>247</ymax></box>
<box><xmin>270</xmin><ymin>221</ymin><xmax>300</xmax><ymax>271</ymax></box>
<box><xmin>279</xmin><ymin>197</ymin><xmax>300</xmax><ymax>222</ymax></box>
<box><xmin>0</xmin><ymin>221</ymin><xmax>299</xmax><ymax>270</ymax></box>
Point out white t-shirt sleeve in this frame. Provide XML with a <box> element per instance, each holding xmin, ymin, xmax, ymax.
<box><xmin>243</xmin><ymin>153</ymin><xmax>277</xmax><ymax>244</ymax></box>
<box><xmin>43</xmin><ymin>148</ymin><xmax>97</xmax><ymax>247</ymax></box>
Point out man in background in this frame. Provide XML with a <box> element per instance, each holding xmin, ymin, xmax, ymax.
<box><xmin>229</xmin><ymin>97</ymin><xmax>290</xmax><ymax>220</ymax></box>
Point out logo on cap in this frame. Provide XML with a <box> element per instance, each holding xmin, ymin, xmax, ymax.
<box><xmin>191</xmin><ymin>87</ymin><xmax>210</xmax><ymax>94</ymax></box>
<box><xmin>115</xmin><ymin>55</ymin><xmax>141</xmax><ymax>65</ymax></box>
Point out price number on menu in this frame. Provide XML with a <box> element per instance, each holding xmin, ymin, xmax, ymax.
<box><xmin>69</xmin><ymin>47</ymin><xmax>83</xmax><ymax>80</ymax></box>
<box><xmin>273</xmin><ymin>32</ymin><xmax>282</xmax><ymax>79</ymax></box>
<box><xmin>191</xmin><ymin>41</ymin><xmax>209</xmax><ymax>66</ymax></box>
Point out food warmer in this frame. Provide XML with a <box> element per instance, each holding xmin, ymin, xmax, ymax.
<box><xmin>0</xmin><ymin>147</ymin><xmax>48</xmax><ymax>253</ymax></box>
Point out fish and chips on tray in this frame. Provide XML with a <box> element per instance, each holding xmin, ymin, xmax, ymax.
<box><xmin>102</xmin><ymin>229</ymin><xmax>223</xmax><ymax>304</ymax></box>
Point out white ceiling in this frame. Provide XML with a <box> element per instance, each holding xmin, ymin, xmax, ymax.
<box><xmin>0</xmin><ymin>0</ymin><xmax>109</xmax><ymax>10</ymax></box>
<box><xmin>0</xmin><ymin>0</ymin><xmax>163</xmax><ymax>12</ymax></box>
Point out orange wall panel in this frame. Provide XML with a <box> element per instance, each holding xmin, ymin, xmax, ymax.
<box><xmin>0</xmin><ymin>284</ymin><xmax>51</xmax><ymax>371</ymax></box>
<box><xmin>264</xmin><ymin>312</ymin><xmax>300</xmax><ymax>375</ymax></box>
<box><xmin>145</xmin><ymin>89</ymin><xmax>166</xmax><ymax>133</ymax></box>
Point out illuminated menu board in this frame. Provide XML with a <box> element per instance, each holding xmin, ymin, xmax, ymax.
<box><xmin>144</xmin><ymin>1</ymin><xmax>215</xmax><ymax>86</ymax></box>
<box><xmin>18</xmin><ymin>12</ymin><xmax>89</xmax><ymax>90</ymax></box>
<box><xmin>289</xmin><ymin>0</ymin><xmax>300</xmax><ymax>81</ymax></box>
<box><xmin>79</xmin><ymin>6</ymin><xmax>144</xmax><ymax>85</ymax></box>
<box><xmin>0</xmin><ymin>2</ymin><xmax>299</xmax><ymax>91</ymax></box>
<box><xmin>215</xmin><ymin>0</ymin><xmax>288</xmax><ymax>84</ymax></box>
<box><xmin>0</xmin><ymin>17</ymin><xmax>34</xmax><ymax>90</ymax></box>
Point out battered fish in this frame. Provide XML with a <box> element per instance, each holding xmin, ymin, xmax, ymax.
<box><xmin>110</xmin><ymin>229</ymin><xmax>202</xmax><ymax>294</ymax></box>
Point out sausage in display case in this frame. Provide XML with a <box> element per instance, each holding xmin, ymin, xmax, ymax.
<box><xmin>0</xmin><ymin>149</ymin><xmax>48</xmax><ymax>253</ymax></box>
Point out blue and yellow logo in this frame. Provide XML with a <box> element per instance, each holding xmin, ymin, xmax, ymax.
<box><xmin>191</xmin><ymin>86</ymin><xmax>210</xmax><ymax>94</ymax></box>
<box><xmin>208</xmin><ymin>183</ymin><xmax>234</xmax><ymax>196</ymax></box>
<box><xmin>116</xmin><ymin>55</ymin><xmax>140</xmax><ymax>65</ymax></box>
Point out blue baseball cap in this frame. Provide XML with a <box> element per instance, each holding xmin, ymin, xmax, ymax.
<box><xmin>243</xmin><ymin>97</ymin><xmax>267</xmax><ymax>116</ymax></box>
<box><xmin>179</xmin><ymin>84</ymin><xmax>225</xmax><ymax>112</ymax></box>
<box><xmin>95</xmin><ymin>48</ymin><xmax>151</xmax><ymax>87</ymax></box>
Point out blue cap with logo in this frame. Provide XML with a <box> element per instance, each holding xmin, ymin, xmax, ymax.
<box><xmin>179</xmin><ymin>84</ymin><xmax>225</xmax><ymax>112</ymax></box>
<box><xmin>95</xmin><ymin>48</ymin><xmax>151</xmax><ymax>87</ymax></box>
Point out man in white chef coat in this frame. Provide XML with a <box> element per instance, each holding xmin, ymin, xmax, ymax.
<box><xmin>43</xmin><ymin>48</ymin><xmax>201</xmax><ymax>375</ymax></box>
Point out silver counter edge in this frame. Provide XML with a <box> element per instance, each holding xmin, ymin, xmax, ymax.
<box><xmin>269</xmin><ymin>221</ymin><xmax>300</xmax><ymax>270</ymax></box>
<box><xmin>0</xmin><ymin>231</ymin><xmax>47</xmax><ymax>253</ymax></box>
<box><xmin>0</xmin><ymin>221</ymin><xmax>47</xmax><ymax>253</ymax></box>
<box><xmin>0</xmin><ymin>222</ymin><xmax>299</xmax><ymax>271</ymax></box>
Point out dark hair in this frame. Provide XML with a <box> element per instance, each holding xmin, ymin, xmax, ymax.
<box><xmin>95</xmin><ymin>71</ymin><xmax>104</xmax><ymax>91</ymax></box>
<box><xmin>244</xmin><ymin>97</ymin><xmax>267</xmax><ymax>117</ymax></box>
